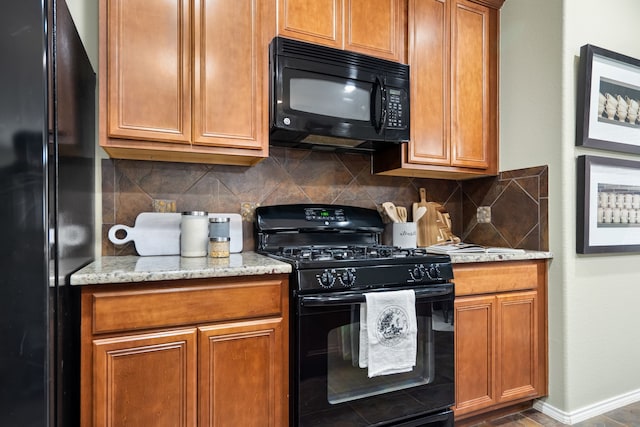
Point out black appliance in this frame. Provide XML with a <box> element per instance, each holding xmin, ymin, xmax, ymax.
<box><xmin>269</xmin><ymin>37</ymin><xmax>410</xmax><ymax>153</ymax></box>
<box><xmin>0</xmin><ymin>0</ymin><xmax>95</xmax><ymax>426</ymax></box>
<box><xmin>256</xmin><ymin>204</ymin><xmax>454</xmax><ymax>427</ymax></box>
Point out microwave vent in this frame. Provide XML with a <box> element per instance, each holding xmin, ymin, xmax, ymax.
<box><xmin>275</xmin><ymin>37</ymin><xmax>409</xmax><ymax>78</ymax></box>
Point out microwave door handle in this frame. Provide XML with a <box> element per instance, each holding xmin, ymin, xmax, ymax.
<box><xmin>370</xmin><ymin>76</ymin><xmax>387</xmax><ymax>134</ymax></box>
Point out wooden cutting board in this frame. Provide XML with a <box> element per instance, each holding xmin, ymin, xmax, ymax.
<box><xmin>108</xmin><ymin>212</ymin><xmax>243</xmax><ymax>255</ymax></box>
<box><xmin>413</xmin><ymin>188</ymin><xmax>430</xmax><ymax>247</ymax></box>
<box><xmin>413</xmin><ymin>188</ymin><xmax>460</xmax><ymax>247</ymax></box>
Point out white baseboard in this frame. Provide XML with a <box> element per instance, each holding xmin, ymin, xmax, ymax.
<box><xmin>533</xmin><ymin>388</ymin><xmax>640</xmax><ymax>425</ymax></box>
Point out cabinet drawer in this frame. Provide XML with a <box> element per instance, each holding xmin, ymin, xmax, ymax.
<box><xmin>87</xmin><ymin>278</ymin><xmax>285</xmax><ymax>334</ymax></box>
<box><xmin>453</xmin><ymin>260</ymin><xmax>545</xmax><ymax>296</ymax></box>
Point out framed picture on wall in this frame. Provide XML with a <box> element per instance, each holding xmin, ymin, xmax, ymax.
<box><xmin>576</xmin><ymin>44</ymin><xmax>640</xmax><ymax>154</ymax></box>
<box><xmin>577</xmin><ymin>155</ymin><xmax>640</xmax><ymax>254</ymax></box>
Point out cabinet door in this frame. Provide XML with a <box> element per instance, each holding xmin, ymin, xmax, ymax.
<box><xmin>496</xmin><ymin>291</ymin><xmax>539</xmax><ymax>402</ymax></box>
<box><xmin>199</xmin><ymin>318</ymin><xmax>285</xmax><ymax>427</ymax></box>
<box><xmin>192</xmin><ymin>0</ymin><xmax>270</xmax><ymax>150</ymax></box>
<box><xmin>92</xmin><ymin>329</ymin><xmax>197</xmax><ymax>427</ymax></box>
<box><xmin>345</xmin><ymin>0</ymin><xmax>406</xmax><ymax>62</ymax></box>
<box><xmin>277</xmin><ymin>0</ymin><xmax>405</xmax><ymax>61</ymax></box>
<box><xmin>106</xmin><ymin>0</ymin><xmax>191</xmax><ymax>144</ymax></box>
<box><xmin>454</xmin><ymin>294</ymin><xmax>497</xmax><ymax>415</ymax></box>
<box><xmin>450</xmin><ymin>0</ymin><xmax>495</xmax><ymax>169</ymax></box>
<box><xmin>277</xmin><ymin>0</ymin><xmax>343</xmax><ymax>49</ymax></box>
<box><xmin>407</xmin><ymin>0</ymin><xmax>451</xmax><ymax>166</ymax></box>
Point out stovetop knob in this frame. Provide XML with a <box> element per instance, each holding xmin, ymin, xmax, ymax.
<box><xmin>411</xmin><ymin>265</ymin><xmax>426</xmax><ymax>281</ymax></box>
<box><xmin>426</xmin><ymin>265</ymin><xmax>440</xmax><ymax>280</ymax></box>
<box><xmin>318</xmin><ymin>270</ymin><xmax>336</xmax><ymax>288</ymax></box>
<box><xmin>339</xmin><ymin>268</ymin><xmax>356</xmax><ymax>287</ymax></box>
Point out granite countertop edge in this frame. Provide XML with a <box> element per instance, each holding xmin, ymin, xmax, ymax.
<box><xmin>71</xmin><ymin>250</ymin><xmax>553</xmax><ymax>286</ymax></box>
<box><xmin>70</xmin><ymin>252</ymin><xmax>292</xmax><ymax>286</ymax></box>
<box><xmin>447</xmin><ymin>250</ymin><xmax>554</xmax><ymax>264</ymax></box>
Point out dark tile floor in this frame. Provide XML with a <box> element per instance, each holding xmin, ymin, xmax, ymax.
<box><xmin>470</xmin><ymin>401</ymin><xmax>640</xmax><ymax>426</ymax></box>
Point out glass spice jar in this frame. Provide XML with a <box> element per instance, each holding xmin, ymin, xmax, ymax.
<box><xmin>208</xmin><ymin>217</ymin><xmax>230</xmax><ymax>258</ymax></box>
<box><xmin>209</xmin><ymin>237</ymin><xmax>230</xmax><ymax>258</ymax></box>
<box><xmin>209</xmin><ymin>217</ymin><xmax>230</xmax><ymax>239</ymax></box>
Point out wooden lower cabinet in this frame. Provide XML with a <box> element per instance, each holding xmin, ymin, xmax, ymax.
<box><xmin>198</xmin><ymin>320</ymin><xmax>283</xmax><ymax>426</ymax></box>
<box><xmin>80</xmin><ymin>275</ymin><xmax>288</xmax><ymax>427</ymax></box>
<box><xmin>453</xmin><ymin>260</ymin><xmax>548</xmax><ymax>423</ymax></box>
<box><xmin>92</xmin><ymin>329</ymin><xmax>198</xmax><ymax>427</ymax></box>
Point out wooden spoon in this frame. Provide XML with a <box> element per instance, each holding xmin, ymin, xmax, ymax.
<box><xmin>382</xmin><ymin>202</ymin><xmax>400</xmax><ymax>223</ymax></box>
<box><xmin>396</xmin><ymin>206</ymin><xmax>408</xmax><ymax>223</ymax></box>
<box><xmin>413</xmin><ymin>206</ymin><xmax>427</xmax><ymax>223</ymax></box>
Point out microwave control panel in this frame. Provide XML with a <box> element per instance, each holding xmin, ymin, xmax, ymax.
<box><xmin>386</xmin><ymin>88</ymin><xmax>407</xmax><ymax>129</ymax></box>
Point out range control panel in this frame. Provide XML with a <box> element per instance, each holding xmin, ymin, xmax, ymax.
<box><xmin>295</xmin><ymin>262</ymin><xmax>453</xmax><ymax>292</ymax></box>
<box><xmin>304</xmin><ymin>207</ymin><xmax>346</xmax><ymax>222</ymax></box>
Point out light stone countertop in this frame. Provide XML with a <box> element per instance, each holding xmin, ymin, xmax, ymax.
<box><xmin>70</xmin><ymin>250</ymin><xmax>552</xmax><ymax>286</ymax></box>
<box><xmin>447</xmin><ymin>250</ymin><xmax>553</xmax><ymax>264</ymax></box>
<box><xmin>70</xmin><ymin>252</ymin><xmax>292</xmax><ymax>285</ymax></box>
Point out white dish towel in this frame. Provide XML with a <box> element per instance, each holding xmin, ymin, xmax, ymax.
<box><xmin>358</xmin><ymin>289</ymin><xmax>417</xmax><ymax>378</ymax></box>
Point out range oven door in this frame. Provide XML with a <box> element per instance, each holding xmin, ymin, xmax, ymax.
<box><xmin>293</xmin><ymin>285</ymin><xmax>454</xmax><ymax>427</ymax></box>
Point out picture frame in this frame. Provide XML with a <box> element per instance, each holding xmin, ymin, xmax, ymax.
<box><xmin>576</xmin><ymin>44</ymin><xmax>640</xmax><ymax>154</ymax></box>
<box><xmin>577</xmin><ymin>155</ymin><xmax>640</xmax><ymax>254</ymax></box>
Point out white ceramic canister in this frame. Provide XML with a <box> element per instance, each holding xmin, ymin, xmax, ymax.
<box><xmin>392</xmin><ymin>222</ymin><xmax>417</xmax><ymax>249</ymax></box>
<box><xmin>180</xmin><ymin>211</ymin><xmax>209</xmax><ymax>257</ymax></box>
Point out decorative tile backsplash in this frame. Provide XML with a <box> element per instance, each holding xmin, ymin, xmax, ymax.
<box><xmin>102</xmin><ymin>147</ymin><xmax>548</xmax><ymax>255</ymax></box>
<box><xmin>460</xmin><ymin>166</ymin><xmax>549</xmax><ymax>251</ymax></box>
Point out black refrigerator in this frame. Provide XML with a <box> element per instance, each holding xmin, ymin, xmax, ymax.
<box><xmin>0</xmin><ymin>0</ymin><xmax>95</xmax><ymax>426</ymax></box>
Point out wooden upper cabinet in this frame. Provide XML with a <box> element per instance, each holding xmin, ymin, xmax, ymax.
<box><xmin>106</xmin><ymin>0</ymin><xmax>191</xmax><ymax>144</ymax></box>
<box><xmin>278</xmin><ymin>0</ymin><xmax>343</xmax><ymax>49</ymax></box>
<box><xmin>345</xmin><ymin>0</ymin><xmax>405</xmax><ymax>61</ymax></box>
<box><xmin>451</xmin><ymin>0</ymin><xmax>494</xmax><ymax>170</ymax></box>
<box><xmin>372</xmin><ymin>0</ymin><xmax>500</xmax><ymax>179</ymax></box>
<box><xmin>99</xmin><ymin>0</ymin><xmax>273</xmax><ymax>165</ymax></box>
<box><xmin>407</xmin><ymin>0</ymin><xmax>450</xmax><ymax>166</ymax></box>
<box><xmin>192</xmin><ymin>0</ymin><xmax>268</xmax><ymax>149</ymax></box>
<box><xmin>277</xmin><ymin>0</ymin><xmax>406</xmax><ymax>62</ymax></box>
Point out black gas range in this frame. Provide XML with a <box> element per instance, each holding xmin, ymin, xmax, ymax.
<box><xmin>255</xmin><ymin>204</ymin><xmax>453</xmax><ymax>294</ymax></box>
<box><xmin>256</xmin><ymin>204</ymin><xmax>455</xmax><ymax>427</ymax></box>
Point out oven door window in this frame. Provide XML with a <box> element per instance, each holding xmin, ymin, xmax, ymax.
<box><xmin>327</xmin><ymin>306</ymin><xmax>434</xmax><ymax>404</ymax></box>
<box><xmin>296</xmin><ymin>296</ymin><xmax>454</xmax><ymax>426</ymax></box>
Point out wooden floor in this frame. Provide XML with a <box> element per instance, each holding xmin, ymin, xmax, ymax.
<box><xmin>469</xmin><ymin>401</ymin><xmax>640</xmax><ymax>426</ymax></box>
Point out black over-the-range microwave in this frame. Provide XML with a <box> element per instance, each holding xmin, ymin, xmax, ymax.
<box><xmin>269</xmin><ymin>36</ymin><xmax>410</xmax><ymax>153</ymax></box>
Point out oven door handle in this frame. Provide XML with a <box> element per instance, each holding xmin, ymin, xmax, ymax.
<box><xmin>299</xmin><ymin>286</ymin><xmax>453</xmax><ymax>307</ymax></box>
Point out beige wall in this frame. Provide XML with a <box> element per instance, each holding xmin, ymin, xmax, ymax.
<box><xmin>65</xmin><ymin>0</ymin><xmax>102</xmax><ymax>255</ymax></box>
<box><xmin>65</xmin><ymin>0</ymin><xmax>97</xmax><ymax>70</ymax></box>
<box><xmin>501</xmin><ymin>0</ymin><xmax>640</xmax><ymax>421</ymax></box>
